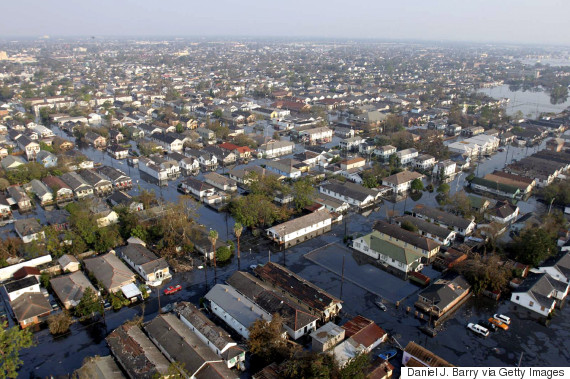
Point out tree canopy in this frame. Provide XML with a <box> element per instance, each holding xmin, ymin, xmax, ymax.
<box><xmin>0</xmin><ymin>321</ymin><xmax>35</xmax><ymax>378</ymax></box>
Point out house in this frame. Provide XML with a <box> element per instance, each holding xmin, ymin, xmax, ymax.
<box><xmin>4</xmin><ymin>276</ymin><xmax>41</xmax><ymax>301</ymax></box>
<box><xmin>205</xmin><ymin>284</ymin><xmax>271</xmax><ymax>339</ymax></box>
<box><xmin>533</xmin><ymin>252</ymin><xmax>570</xmax><ymax>284</ymax></box>
<box><xmin>470</xmin><ymin>176</ymin><xmax>521</xmax><ymax>199</ymax></box>
<box><xmin>15</xmin><ymin>135</ymin><xmax>40</xmax><ymax>160</ymax></box>
<box><xmin>174</xmin><ymin>301</ymin><xmax>246</xmax><ymax>369</ymax></box>
<box><xmin>394</xmin><ymin>215</ymin><xmax>456</xmax><ymax>246</ymax></box>
<box><xmin>402</xmin><ymin>342</ymin><xmax>454</xmax><ymax>367</ymax></box>
<box><xmin>107</xmin><ymin>144</ymin><xmax>129</xmax><ymax>159</ymax></box>
<box><xmin>257</xmin><ymin>140</ymin><xmax>295</xmax><ymax>158</ymax></box>
<box><xmin>181</xmin><ymin>177</ymin><xmax>216</xmax><ymax>199</ymax></box>
<box><xmin>0</xmin><ymin>193</ymin><xmax>11</xmax><ymax>218</ymax></box>
<box><xmin>179</xmin><ymin>156</ymin><xmax>200</xmax><ymax>175</ymax></box>
<box><xmin>90</xmin><ymin>198</ymin><xmax>119</xmax><ymax>227</ymax></box>
<box><xmin>84</xmin><ymin>132</ymin><xmax>107</xmax><ymax>147</ymax></box>
<box><xmin>195</xmin><ymin>127</ymin><xmax>216</xmax><ymax>142</ymax></box>
<box><xmin>219</xmin><ymin>142</ymin><xmax>254</xmax><ymax>159</ymax></box>
<box><xmin>108</xmin><ymin>129</ymin><xmax>125</xmax><ymax>144</ymax></box>
<box><xmin>108</xmin><ymin>191</ymin><xmax>143</xmax><ymax>212</ymax></box>
<box><xmin>315</xmin><ymin>193</ymin><xmax>350</xmax><ymax>213</ymax></box>
<box><xmin>203</xmin><ymin>172</ymin><xmax>237</xmax><ymax>192</ymax></box>
<box><xmin>486</xmin><ymin>200</ymin><xmax>520</xmax><ymax>224</ymax></box>
<box><xmin>340</xmin><ymin>157</ymin><xmax>366</xmax><ymax>171</ymax></box>
<box><xmin>14</xmin><ymin>218</ymin><xmax>45</xmax><ymax>243</ymax></box>
<box><xmin>510</xmin><ymin>212</ymin><xmax>542</xmax><ymax>235</ymax></box>
<box><xmin>6</xmin><ymin>186</ymin><xmax>32</xmax><ymax>211</ymax></box>
<box><xmin>106</xmin><ymin>324</ymin><xmax>170</xmax><ymax>379</ymax></box>
<box><xmin>254</xmin><ymin>262</ymin><xmax>342</xmax><ymax>322</ymax></box>
<box><xmin>339</xmin><ymin>136</ymin><xmax>364</xmax><ymax>151</ymax></box>
<box><xmin>74</xmin><ymin>356</ymin><xmax>126</xmax><ymax>379</ymax></box>
<box><xmin>11</xmin><ymin>266</ymin><xmax>41</xmax><ymax>281</ymax></box>
<box><xmin>10</xmin><ymin>292</ymin><xmax>52</xmax><ymax>328</ymax></box>
<box><xmin>1</xmin><ymin>155</ymin><xmax>25</xmax><ymax>170</ymax></box>
<box><xmin>319</xmin><ymin>180</ymin><xmax>381</xmax><ymax>208</ymax></box>
<box><xmin>265</xmin><ymin>209</ymin><xmax>332</xmax><ymax>248</ymax></box>
<box><xmin>58</xmin><ymin>254</ymin><xmax>80</xmax><ymax>272</ymax></box>
<box><xmin>52</xmin><ymin>136</ymin><xmax>74</xmax><ymax>151</ymax></box>
<box><xmin>226</xmin><ymin>271</ymin><xmax>319</xmax><ymax>340</ymax></box>
<box><xmin>78</xmin><ymin>169</ymin><xmax>113</xmax><ymax>196</ymax></box>
<box><xmin>116</xmin><ymin>239</ymin><xmax>170</xmax><ymax>285</ymax></box>
<box><xmin>396</xmin><ymin>148</ymin><xmax>418</xmax><ymax>165</ymax></box>
<box><xmin>96</xmin><ymin>166</ymin><xmax>132</xmax><ymax>189</ymax></box>
<box><xmin>228</xmin><ymin>166</ymin><xmax>277</xmax><ymax>186</ymax></box>
<box><xmin>145</xmin><ymin>313</ymin><xmax>237</xmax><ymax>379</ymax></box>
<box><xmin>265</xmin><ymin>159</ymin><xmax>302</xmax><ymax>179</ymax></box>
<box><xmin>352</xmin><ymin>231</ymin><xmax>424</xmax><ymax>277</ymax></box>
<box><xmin>483</xmin><ymin>171</ymin><xmax>536</xmax><ymax>196</ymax></box>
<box><xmin>42</xmin><ymin>176</ymin><xmax>74</xmax><ymax>202</ymax></box>
<box><xmin>374</xmin><ymin>145</ymin><xmax>397</xmax><ymax>160</ymax></box>
<box><xmin>382</xmin><ymin>171</ymin><xmax>424</xmax><ymax>194</ymax></box>
<box><xmin>150</xmin><ymin>133</ymin><xmax>183</xmax><ymax>152</ymax></box>
<box><xmin>510</xmin><ymin>273</ymin><xmax>569</xmax><ymax>316</ymax></box>
<box><xmin>414</xmin><ymin>154</ymin><xmax>436</xmax><ymax>170</ymax></box>
<box><xmin>433</xmin><ymin>160</ymin><xmax>457</xmax><ymax>180</ymax></box>
<box><xmin>60</xmin><ymin>171</ymin><xmax>94</xmax><ymax>199</ymax></box>
<box><xmin>50</xmin><ymin>271</ymin><xmax>99</xmax><ymax>309</ymax></box>
<box><xmin>415</xmin><ymin>275</ymin><xmax>471</xmax><ymax>318</ymax></box>
<box><xmin>36</xmin><ymin>150</ymin><xmax>58</xmax><ymax>168</ymax></box>
<box><xmin>298</xmin><ymin>126</ymin><xmax>333</xmax><ymax>145</ymax></box>
<box><xmin>412</xmin><ymin>204</ymin><xmax>476</xmax><ymax>236</ymax></box>
<box><xmin>138</xmin><ymin>157</ymin><xmax>180</xmax><ymax>184</ymax></box>
<box><xmin>310</xmin><ymin>322</ymin><xmax>345</xmax><ymax>353</ymax></box>
<box><xmin>83</xmin><ymin>251</ymin><xmax>136</xmax><ymax>293</ymax></box>
<box><xmin>334</xmin><ymin>316</ymin><xmax>387</xmax><ymax>367</ymax></box>
<box><xmin>29</xmin><ymin>179</ymin><xmax>54</xmax><ymax>206</ymax></box>
<box><xmin>186</xmin><ymin>148</ymin><xmax>219</xmax><ymax>171</ymax></box>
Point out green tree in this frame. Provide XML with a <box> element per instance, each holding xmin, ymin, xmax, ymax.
<box><xmin>213</xmin><ymin>109</ymin><xmax>223</xmax><ymax>118</ymax></box>
<box><xmin>75</xmin><ymin>287</ymin><xmax>102</xmax><ymax>319</ymax></box>
<box><xmin>401</xmin><ymin>220</ymin><xmax>418</xmax><ymax>233</ymax></box>
<box><xmin>215</xmin><ymin>245</ymin><xmax>232</xmax><ymax>263</ymax></box>
<box><xmin>411</xmin><ymin>178</ymin><xmax>424</xmax><ymax>192</ymax></box>
<box><xmin>437</xmin><ymin>183</ymin><xmax>450</xmax><ymax>194</ymax></box>
<box><xmin>282</xmin><ymin>351</ymin><xmax>337</xmax><ymax>379</ymax></box>
<box><xmin>292</xmin><ymin>178</ymin><xmax>315</xmax><ymax>211</ymax></box>
<box><xmin>511</xmin><ymin>228</ymin><xmax>557</xmax><ymax>266</ymax></box>
<box><xmin>0</xmin><ymin>321</ymin><xmax>35</xmax><ymax>378</ymax></box>
<box><xmin>340</xmin><ymin>352</ymin><xmax>370</xmax><ymax>379</ymax></box>
<box><xmin>247</xmin><ymin>314</ymin><xmax>298</xmax><ymax>366</ymax></box>
<box><xmin>48</xmin><ymin>312</ymin><xmax>72</xmax><ymax>335</ymax></box>
<box><xmin>234</xmin><ymin>222</ymin><xmax>243</xmax><ymax>266</ymax></box>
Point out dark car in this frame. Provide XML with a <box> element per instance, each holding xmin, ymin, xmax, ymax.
<box><xmin>479</xmin><ymin>320</ymin><xmax>498</xmax><ymax>332</ymax></box>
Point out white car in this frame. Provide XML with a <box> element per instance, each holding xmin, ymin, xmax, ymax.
<box><xmin>467</xmin><ymin>323</ymin><xmax>489</xmax><ymax>337</ymax></box>
<box><xmin>493</xmin><ymin>314</ymin><xmax>511</xmax><ymax>325</ymax></box>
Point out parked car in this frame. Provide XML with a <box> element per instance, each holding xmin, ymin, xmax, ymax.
<box><xmin>163</xmin><ymin>285</ymin><xmax>182</xmax><ymax>295</ymax></box>
<box><xmin>479</xmin><ymin>320</ymin><xmax>498</xmax><ymax>332</ymax></box>
<box><xmin>467</xmin><ymin>323</ymin><xmax>489</xmax><ymax>337</ymax></box>
<box><xmin>489</xmin><ymin>317</ymin><xmax>509</xmax><ymax>330</ymax></box>
<box><xmin>493</xmin><ymin>314</ymin><xmax>511</xmax><ymax>325</ymax></box>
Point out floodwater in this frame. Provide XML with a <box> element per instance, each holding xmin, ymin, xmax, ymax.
<box><xmin>13</xmin><ymin>128</ymin><xmax>565</xmax><ymax>377</ymax></box>
<box><xmin>478</xmin><ymin>84</ymin><xmax>569</xmax><ymax>118</ymax></box>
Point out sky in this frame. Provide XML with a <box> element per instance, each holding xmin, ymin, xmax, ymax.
<box><xmin>1</xmin><ymin>0</ymin><xmax>569</xmax><ymax>46</ymax></box>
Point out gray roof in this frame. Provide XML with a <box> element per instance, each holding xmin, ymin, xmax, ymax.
<box><xmin>394</xmin><ymin>215</ymin><xmax>453</xmax><ymax>241</ymax></box>
<box><xmin>29</xmin><ymin>179</ymin><xmax>52</xmax><ymax>198</ymax></box>
<box><xmin>413</xmin><ymin>204</ymin><xmax>474</xmax><ymax>230</ymax></box>
<box><xmin>14</xmin><ymin>218</ymin><xmax>43</xmax><ymax>236</ymax></box>
<box><xmin>78</xmin><ymin>170</ymin><xmax>111</xmax><ymax>188</ymax></box>
<box><xmin>117</xmin><ymin>242</ymin><xmax>168</xmax><ymax>273</ymax></box>
<box><xmin>267</xmin><ymin>209</ymin><xmax>331</xmax><ymax>237</ymax></box>
<box><xmin>60</xmin><ymin>171</ymin><xmax>92</xmax><ymax>191</ymax></box>
<box><xmin>320</xmin><ymin>180</ymin><xmax>376</xmax><ymax>202</ymax></box>
<box><xmin>513</xmin><ymin>273</ymin><xmax>568</xmax><ymax>308</ymax></box>
<box><xmin>84</xmin><ymin>252</ymin><xmax>135</xmax><ymax>292</ymax></box>
<box><xmin>373</xmin><ymin>220</ymin><xmax>440</xmax><ymax>251</ymax></box>
<box><xmin>74</xmin><ymin>355</ymin><xmax>126</xmax><ymax>379</ymax></box>
<box><xmin>97</xmin><ymin>166</ymin><xmax>130</xmax><ymax>182</ymax></box>
<box><xmin>50</xmin><ymin>271</ymin><xmax>97</xmax><ymax>307</ymax></box>
<box><xmin>205</xmin><ymin>284</ymin><xmax>271</xmax><ymax>328</ymax></box>
<box><xmin>418</xmin><ymin>275</ymin><xmax>471</xmax><ymax>310</ymax></box>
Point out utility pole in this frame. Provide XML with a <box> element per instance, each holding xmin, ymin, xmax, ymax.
<box><xmin>268</xmin><ymin>248</ymin><xmax>271</xmax><ymax>263</ymax></box>
<box><xmin>340</xmin><ymin>255</ymin><xmax>345</xmax><ymax>300</ymax></box>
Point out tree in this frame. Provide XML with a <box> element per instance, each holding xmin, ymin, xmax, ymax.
<box><xmin>437</xmin><ymin>183</ymin><xmax>450</xmax><ymax>194</ymax></box>
<box><xmin>401</xmin><ymin>220</ymin><xmax>418</xmax><ymax>233</ymax></box>
<box><xmin>340</xmin><ymin>352</ymin><xmax>370</xmax><ymax>379</ymax></box>
<box><xmin>75</xmin><ymin>287</ymin><xmax>102</xmax><ymax>319</ymax></box>
<box><xmin>234</xmin><ymin>222</ymin><xmax>243</xmax><ymax>269</ymax></box>
<box><xmin>511</xmin><ymin>228</ymin><xmax>557</xmax><ymax>266</ymax></box>
<box><xmin>209</xmin><ymin>230</ymin><xmax>219</xmax><ymax>281</ymax></box>
<box><xmin>247</xmin><ymin>314</ymin><xmax>298</xmax><ymax>366</ymax></box>
<box><xmin>213</xmin><ymin>109</ymin><xmax>223</xmax><ymax>118</ymax></box>
<box><xmin>48</xmin><ymin>312</ymin><xmax>72</xmax><ymax>335</ymax></box>
<box><xmin>0</xmin><ymin>321</ymin><xmax>35</xmax><ymax>378</ymax></box>
<box><xmin>215</xmin><ymin>245</ymin><xmax>232</xmax><ymax>263</ymax></box>
<box><xmin>455</xmin><ymin>254</ymin><xmax>512</xmax><ymax>294</ymax></box>
<box><xmin>110</xmin><ymin>291</ymin><xmax>130</xmax><ymax>310</ymax></box>
<box><xmin>292</xmin><ymin>178</ymin><xmax>315</xmax><ymax>211</ymax></box>
<box><xmin>411</xmin><ymin>178</ymin><xmax>424</xmax><ymax>192</ymax></box>
<box><xmin>448</xmin><ymin>191</ymin><xmax>473</xmax><ymax>218</ymax></box>
<box><xmin>281</xmin><ymin>351</ymin><xmax>337</xmax><ymax>379</ymax></box>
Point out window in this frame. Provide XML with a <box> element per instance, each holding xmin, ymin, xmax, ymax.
<box><xmin>516</xmin><ymin>296</ymin><xmax>519</xmax><ymax>300</ymax></box>
<box><xmin>529</xmin><ymin>301</ymin><xmax>534</xmax><ymax>307</ymax></box>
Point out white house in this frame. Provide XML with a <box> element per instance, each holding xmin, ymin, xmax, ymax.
<box><xmin>373</xmin><ymin>144</ymin><xmax>396</xmax><ymax>160</ymax></box>
<box><xmin>14</xmin><ymin>218</ymin><xmax>45</xmax><ymax>244</ymax></box>
<box><xmin>533</xmin><ymin>253</ymin><xmax>570</xmax><ymax>284</ymax></box>
<box><xmin>485</xmin><ymin>201</ymin><xmax>520</xmax><ymax>224</ymax></box>
<box><xmin>205</xmin><ymin>284</ymin><xmax>271</xmax><ymax>339</ymax></box>
<box><xmin>414</xmin><ymin>154</ymin><xmax>436</xmax><ymax>170</ymax></box>
<box><xmin>266</xmin><ymin>209</ymin><xmax>332</xmax><ymax>248</ymax></box>
<box><xmin>413</xmin><ymin>205</ymin><xmax>476</xmax><ymax>236</ymax></box>
<box><xmin>319</xmin><ymin>180</ymin><xmax>380</xmax><ymax>208</ymax></box>
<box><xmin>258</xmin><ymin>140</ymin><xmax>294</xmax><ymax>158</ymax></box>
<box><xmin>396</xmin><ymin>148</ymin><xmax>418</xmax><ymax>165</ymax></box>
<box><xmin>511</xmin><ymin>273</ymin><xmax>569</xmax><ymax>317</ymax></box>
<box><xmin>382</xmin><ymin>170</ymin><xmax>425</xmax><ymax>194</ymax></box>
<box><xmin>4</xmin><ymin>276</ymin><xmax>41</xmax><ymax>301</ymax></box>
<box><xmin>339</xmin><ymin>136</ymin><xmax>364</xmax><ymax>151</ymax></box>
<box><xmin>265</xmin><ymin>160</ymin><xmax>302</xmax><ymax>179</ymax></box>
<box><xmin>117</xmin><ymin>239</ymin><xmax>171</xmax><ymax>285</ymax></box>
<box><xmin>433</xmin><ymin>159</ymin><xmax>457</xmax><ymax>179</ymax></box>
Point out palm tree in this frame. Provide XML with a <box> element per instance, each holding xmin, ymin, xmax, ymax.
<box><xmin>234</xmin><ymin>222</ymin><xmax>243</xmax><ymax>270</ymax></box>
<box><xmin>208</xmin><ymin>230</ymin><xmax>218</xmax><ymax>283</ymax></box>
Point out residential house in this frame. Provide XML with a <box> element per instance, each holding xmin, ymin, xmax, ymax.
<box><xmin>483</xmin><ymin>171</ymin><xmax>536</xmax><ymax>196</ymax></box>
<box><xmin>195</xmin><ymin>127</ymin><xmax>216</xmax><ymax>142</ymax></box>
<box><xmin>257</xmin><ymin>140</ymin><xmax>295</xmax><ymax>158</ymax></box>
<box><xmin>50</xmin><ymin>271</ymin><xmax>98</xmax><ymax>309</ymax></box>
<box><xmin>83</xmin><ymin>251</ymin><xmax>136</xmax><ymax>293</ymax></box>
<box><xmin>106</xmin><ymin>324</ymin><xmax>170</xmax><ymax>379</ymax></box>
<box><xmin>228</xmin><ymin>166</ymin><xmax>276</xmax><ymax>186</ymax></box>
<box><xmin>470</xmin><ymin>177</ymin><xmax>521</xmax><ymax>199</ymax></box>
<box><xmin>510</xmin><ymin>273</ymin><xmax>569</xmax><ymax>317</ymax></box>
<box><xmin>510</xmin><ymin>212</ymin><xmax>542</xmax><ymax>235</ymax></box>
<box><xmin>42</xmin><ymin>176</ymin><xmax>74</xmax><ymax>202</ymax></box>
<box><xmin>0</xmin><ymin>193</ymin><xmax>11</xmax><ymax>218</ymax></box>
<box><xmin>150</xmin><ymin>133</ymin><xmax>184</xmax><ymax>152</ymax></box>
<box><xmin>108</xmin><ymin>191</ymin><xmax>143</xmax><ymax>212</ymax></box>
<box><xmin>186</xmin><ymin>148</ymin><xmax>219</xmax><ymax>171</ymax></box>
<box><xmin>340</xmin><ymin>157</ymin><xmax>366</xmax><ymax>171</ymax></box>
<box><xmin>374</xmin><ymin>145</ymin><xmax>397</xmax><ymax>160</ymax></box>
<box><xmin>144</xmin><ymin>314</ymin><xmax>237</xmax><ymax>379</ymax></box>
<box><xmin>254</xmin><ymin>262</ymin><xmax>342</xmax><ymax>322</ymax></box>
<box><xmin>298</xmin><ymin>126</ymin><xmax>333</xmax><ymax>145</ymax></box>
<box><xmin>79</xmin><ymin>170</ymin><xmax>113</xmax><ymax>196</ymax></box>
<box><xmin>265</xmin><ymin>159</ymin><xmax>302</xmax><ymax>179</ymax></box>
<box><xmin>266</xmin><ymin>209</ymin><xmax>332</xmax><ymax>248</ymax></box>
<box><xmin>179</xmin><ymin>156</ymin><xmax>200</xmax><ymax>175</ymax></box>
<box><xmin>107</xmin><ymin>144</ymin><xmax>129</xmax><ymax>159</ymax></box>
<box><xmin>174</xmin><ymin>301</ymin><xmax>246</xmax><ymax>369</ymax></box>
<box><xmin>315</xmin><ymin>193</ymin><xmax>350</xmax><ymax>214</ymax></box>
<box><xmin>60</xmin><ymin>171</ymin><xmax>94</xmax><ymax>199</ymax></box>
<box><xmin>373</xmin><ymin>221</ymin><xmax>441</xmax><ymax>262</ymax></box>
<box><xmin>58</xmin><ymin>254</ymin><xmax>80</xmax><ymax>272</ymax></box>
<box><xmin>138</xmin><ymin>157</ymin><xmax>173</xmax><ymax>184</ymax></box>
<box><xmin>84</xmin><ymin>132</ymin><xmax>107</xmax><ymax>147</ymax></box>
<box><xmin>402</xmin><ymin>342</ymin><xmax>454</xmax><ymax>367</ymax></box>
<box><xmin>97</xmin><ymin>166</ymin><xmax>132</xmax><ymax>189</ymax></box>
<box><xmin>394</xmin><ymin>215</ymin><xmax>456</xmax><ymax>246</ymax></box>
<box><xmin>51</xmin><ymin>136</ymin><xmax>74</xmax><ymax>151</ymax></box>
<box><xmin>415</xmin><ymin>275</ymin><xmax>471</xmax><ymax>318</ymax></box>
<box><xmin>310</xmin><ymin>322</ymin><xmax>345</xmax><ymax>353</ymax></box>
<box><xmin>396</xmin><ymin>148</ymin><xmax>419</xmax><ymax>165</ymax></box>
<box><xmin>29</xmin><ymin>179</ymin><xmax>54</xmax><ymax>206</ymax></box>
<box><xmin>204</xmin><ymin>172</ymin><xmax>237</xmax><ymax>192</ymax></box>
<box><xmin>226</xmin><ymin>271</ymin><xmax>319</xmax><ymax>340</ymax></box>
<box><xmin>74</xmin><ymin>356</ymin><xmax>125</xmax><ymax>379</ymax></box>
<box><xmin>6</xmin><ymin>186</ymin><xmax>32</xmax><ymax>211</ymax></box>
<box><xmin>339</xmin><ymin>136</ymin><xmax>364</xmax><ymax>151</ymax></box>
<box><xmin>334</xmin><ymin>316</ymin><xmax>387</xmax><ymax>368</ymax></box>
<box><xmin>15</xmin><ymin>135</ymin><xmax>40</xmax><ymax>160</ymax></box>
<box><xmin>181</xmin><ymin>177</ymin><xmax>216</xmax><ymax>199</ymax></box>
<box><xmin>412</xmin><ymin>204</ymin><xmax>476</xmax><ymax>236</ymax></box>
<box><xmin>319</xmin><ymin>180</ymin><xmax>381</xmax><ymax>208</ymax></box>
<box><xmin>203</xmin><ymin>145</ymin><xmax>237</xmax><ymax>166</ymax></box>
<box><xmin>205</xmin><ymin>284</ymin><xmax>271</xmax><ymax>339</ymax></box>
<box><xmin>15</xmin><ymin>218</ymin><xmax>45</xmax><ymax>243</ymax></box>
<box><xmin>1</xmin><ymin>155</ymin><xmax>25</xmax><ymax>170</ymax></box>
<box><xmin>485</xmin><ymin>200</ymin><xmax>520</xmax><ymax>224</ymax></box>
<box><xmin>219</xmin><ymin>142</ymin><xmax>254</xmax><ymax>159</ymax></box>
<box><xmin>36</xmin><ymin>150</ymin><xmax>58</xmax><ymax>168</ymax></box>
<box><xmin>10</xmin><ymin>292</ymin><xmax>52</xmax><ymax>328</ymax></box>
<box><xmin>382</xmin><ymin>171</ymin><xmax>424</xmax><ymax>194</ymax></box>
<box><xmin>433</xmin><ymin>160</ymin><xmax>457</xmax><ymax>180</ymax></box>
<box><xmin>533</xmin><ymin>252</ymin><xmax>570</xmax><ymax>284</ymax></box>
<box><xmin>116</xmin><ymin>239</ymin><xmax>170</xmax><ymax>285</ymax></box>
<box><xmin>90</xmin><ymin>199</ymin><xmax>119</xmax><ymax>227</ymax></box>
<box><xmin>4</xmin><ymin>276</ymin><xmax>41</xmax><ymax>301</ymax></box>
<box><xmin>414</xmin><ymin>154</ymin><xmax>436</xmax><ymax>171</ymax></box>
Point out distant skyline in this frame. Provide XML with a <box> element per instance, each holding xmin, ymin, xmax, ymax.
<box><xmin>2</xmin><ymin>0</ymin><xmax>569</xmax><ymax>46</ymax></box>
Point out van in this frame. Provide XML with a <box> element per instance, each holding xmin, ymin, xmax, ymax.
<box><xmin>467</xmin><ymin>323</ymin><xmax>490</xmax><ymax>337</ymax></box>
<box><xmin>493</xmin><ymin>314</ymin><xmax>511</xmax><ymax>325</ymax></box>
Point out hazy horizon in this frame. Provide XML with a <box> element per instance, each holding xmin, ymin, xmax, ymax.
<box><xmin>1</xmin><ymin>0</ymin><xmax>569</xmax><ymax>47</ymax></box>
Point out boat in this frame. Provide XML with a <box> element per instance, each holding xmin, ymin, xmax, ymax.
<box><xmin>375</xmin><ymin>301</ymin><xmax>387</xmax><ymax>311</ymax></box>
<box><xmin>378</xmin><ymin>349</ymin><xmax>397</xmax><ymax>361</ymax></box>
<box><xmin>467</xmin><ymin>322</ymin><xmax>489</xmax><ymax>337</ymax></box>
